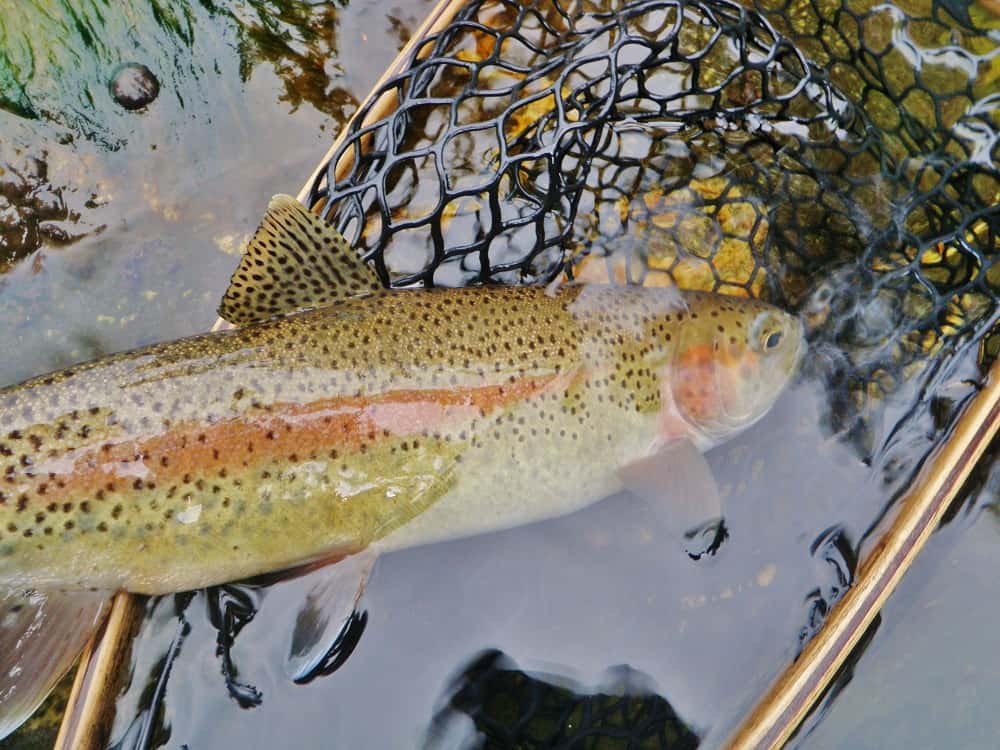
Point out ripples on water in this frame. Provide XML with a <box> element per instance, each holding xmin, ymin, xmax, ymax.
<box><xmin>0</xmin><ymin>0</ymin><xmax>999</xmax><ymax>748</ymax></box>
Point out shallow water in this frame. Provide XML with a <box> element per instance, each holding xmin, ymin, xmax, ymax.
<box><xmin>0</xmin><ymin>0</ymin><xmax>434</xmax><ymax>383</ymax></box>
<box><xmin>0</xmin><ymin>0</ymin><xmax>998</xmax><ymax>748</ymax></box>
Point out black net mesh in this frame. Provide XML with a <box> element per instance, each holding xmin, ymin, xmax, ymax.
<box><xmin>305</xmin><ymin>0</ymin><xmax>999</xmax><ymax>453</ymax></box>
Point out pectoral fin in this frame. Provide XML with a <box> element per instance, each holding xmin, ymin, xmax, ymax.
<box><xmin>284</xmin><ymin>549</ymin><xmax>376</xmax><ymax>683</ymax></box>
<box><xmin>243</xmin><ymin>549</ymin><xmax>377</xmax><ymax>685</ymax></box>
<box><xmin>0</xmin><ymin>588</ymin><xmax>110</xmax><ymax>740</ymax></box>
<box><xmin>218</xmin><ymin>194</ymin><xmax>383</xmax><ymax>326</ymax></box>
<box><xmin>618</xmin><ymin>439</ymin><xmax>723</xmax><ymax>543</ymax></box>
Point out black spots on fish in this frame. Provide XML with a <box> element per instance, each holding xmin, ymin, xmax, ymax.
<box><xmin>219</xmin><ymin>195</ymin><xmax>382</xmax><ymax>326</ymax></box>
<box><xmin>112</xmin><ymin>504</ymin><xmax>123</xmax><ymax>519</ymax></box>
<box><xmin>64</xmin><ymin>520</ymin><xmax>74</xmax><ymax>531</ymax></box>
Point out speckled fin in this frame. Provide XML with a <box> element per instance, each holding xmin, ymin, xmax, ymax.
<box><xmin>0</xmin><ymin>588</ymin><xmax>110</xmax><ymax>740</ymax></box>
<box><xmin>218</xmin><ymin>194</ymin><xmax>382</xmax><ymax>326</ymax></box>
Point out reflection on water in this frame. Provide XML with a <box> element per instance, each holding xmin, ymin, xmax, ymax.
<box><xmin>0</xmin><ymin>0</ymin><xmax>997</xmax><ymax>747</ymax></box>
<box><xmin>0</xmin><ymin>0</ymin><xmax>433</xmax><ymax>388</ymax></box>
<box><xmin>0</xmin><ymin>1</ymin><xmax>375</xmax><ymax>147</ymax></box>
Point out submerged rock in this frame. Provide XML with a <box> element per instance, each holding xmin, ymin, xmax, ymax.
<box><xmin>0</xmin><ymin>150</ymin><xmax>99</xmax><ymax>267</ymax></box>
<box><xmin>109</xmin><ymin>63</ymin><xmax>160</xmax><ymax>111</ymax></box>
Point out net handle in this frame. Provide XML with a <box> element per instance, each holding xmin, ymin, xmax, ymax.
<box><xmin>724</xmin><ymin>345</ymin><xmax>1000</xmax><ymax>749</ymax></box>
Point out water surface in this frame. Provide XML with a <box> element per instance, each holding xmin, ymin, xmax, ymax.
<box><xmin>0</xmin><ymin>0</ymin><xmax>998</xmax><ymax>748</ymax></box>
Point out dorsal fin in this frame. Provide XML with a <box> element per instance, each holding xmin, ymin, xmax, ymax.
<box><xmin>218</xmin><ymin>195</ymin><xmax>382</xmax><ymax>326</ymax></box>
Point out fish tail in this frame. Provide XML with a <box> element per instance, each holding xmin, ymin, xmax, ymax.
<box><xmin>0</xmin><ymin>588</ymin><xmax>111</xmax><ymax>740</ymax></box>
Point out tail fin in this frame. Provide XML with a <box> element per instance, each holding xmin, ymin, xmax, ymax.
<box><xmin>0</xmin><ymin>588</ymin><xmax>110</xmax><ymax>740</ymax></box>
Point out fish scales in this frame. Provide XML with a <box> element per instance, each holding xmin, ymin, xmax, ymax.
<box><xmin>0</xmin><ymin>284</ymin><xmax>787</xmax><ymax>594</ymax></box>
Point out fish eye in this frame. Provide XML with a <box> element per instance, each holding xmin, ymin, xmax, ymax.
<box><xmin>750</xmin><ymin>313</ymin><xmax>785</xmax><ymax>354</ymax></box>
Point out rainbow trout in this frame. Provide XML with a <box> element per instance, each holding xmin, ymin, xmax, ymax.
<box><xmin>0</xmin><ymin>196</ymin><xmax>804</xmax><ymax>738</ymax></box>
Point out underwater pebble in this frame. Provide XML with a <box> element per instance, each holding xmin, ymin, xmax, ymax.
<box><xmin>109</xmin><ymin>63</ymin><xmax>160</xmax><ymax>110</ymax></box>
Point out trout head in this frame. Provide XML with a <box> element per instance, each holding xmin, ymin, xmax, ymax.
<box><xmin>663</xmin><ymin>293</ymin><xmax>804</xmax><ymax>449</ymax></box>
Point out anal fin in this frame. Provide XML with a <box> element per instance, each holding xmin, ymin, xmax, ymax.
<box><xmin>218</xmin><ymin>195</ymin><xmax>383</xmax><ymax>326</ymax></box>
<box><xmin>0</xmin><ymin>588</ymin><xmax>110</xmax><ymax>740</ymax></box>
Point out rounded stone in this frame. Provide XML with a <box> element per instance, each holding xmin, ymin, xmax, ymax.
<box><xmin>109</xmin><ymin>63</ymin><xmax>160</xmax><ymax>111</ymax></box>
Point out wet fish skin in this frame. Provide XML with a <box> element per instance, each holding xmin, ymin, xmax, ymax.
<box><xmin>0</xmin><ymin>284</ymin><xmax>802</xmax><ymax>595</ymax></box>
